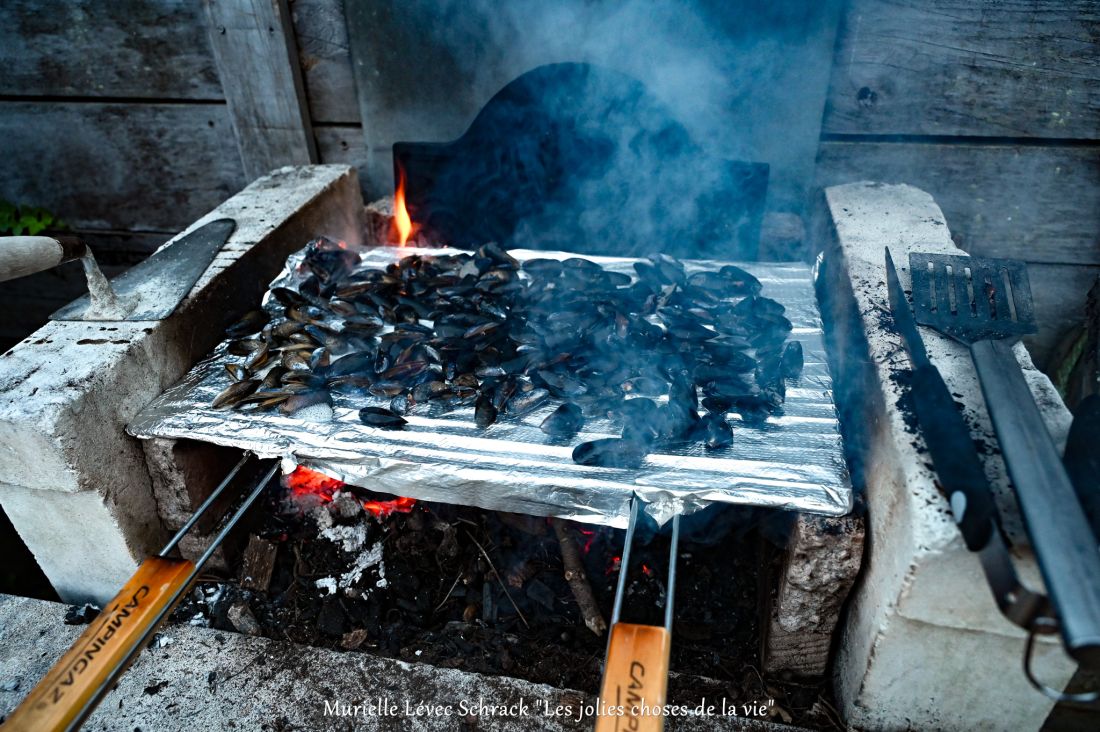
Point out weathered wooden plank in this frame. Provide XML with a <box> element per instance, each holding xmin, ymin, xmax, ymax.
<box><xmin>824</xmin><ymin>0</ymin><xmax>1100</xmax><ymax>138</ymax></box>
<box><xmin>1024</xmin><ymin>263</ymin><xmax>1100</xmax><ymax>368</ymax></box>
<box><xmin>315</xmin><ymin>124</ymin><xmax>370</xmax><ymax>194</ymax></box>
<box><xmin>0</xmin><ymin>0</ymin><xmax>222</xmax><ymax>100</ymax></box>
<box><xmin>204</xmin><ymin>0</ymin><xmax>317</xmax><ymax>180</ymax></box>
<box><xmin>0</xmin><ymin>102</ymin><xmax>245</xmax><ymax>232</ymax></box>
<box><xmin>315</xmin><ymin>124</ymin><xmax>366</xmax><ymax>163</ymax></box>
<box><xmin>290</xmin><ymin>0</ymin><xmax>360</xmax><ymax>124</ymax></box>
<box><xmin>816</xmin><ymin>141</ymin><xmax>1100</xmax><ymax>267</ymax></box>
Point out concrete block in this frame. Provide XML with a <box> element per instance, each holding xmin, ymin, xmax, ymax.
<box><xmin>821</xmin><ymin>182</ymin><xmax>1077</xmax><ymax>730</ymax></box>
<box><xmin>0</xmin><ymin>483</ymin><xmax>146</xmax><ymax>605</ymax></box>
<box><xmin>0</xmin><ymin>165</ymin><xmax>364</xmax><ymax>602</ymax></box>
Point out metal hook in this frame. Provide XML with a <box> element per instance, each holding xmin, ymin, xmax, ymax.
<box><xmin>1023</xmin><ymin>616</ymin><xmax>1100</xmax><ymax>705</ymax></box>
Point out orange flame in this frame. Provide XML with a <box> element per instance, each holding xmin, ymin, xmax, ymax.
<box><xmin>393</xmin><ymin>167</ymin><xmax>417</xmax><ymax>246</ymax></box>
<box><xmin>285</xmin><ymin>466</ymin><xmax>416</xmax><ymax>519</ymax></box>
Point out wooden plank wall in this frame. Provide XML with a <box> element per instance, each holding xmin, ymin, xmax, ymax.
<box><xmin>0</xmin><ymin>0</ymin><xmax>248</xmax><ymax>348</ymax></box>
<box><xmin>816</xmin><ymin>0</ymin><xmax>1100</xmax><ymax>363</ymax></box>
<box><xmin>2</xmin><ymin>0</ymin><xmax>1097</xmax><ymax>364</ymax></box>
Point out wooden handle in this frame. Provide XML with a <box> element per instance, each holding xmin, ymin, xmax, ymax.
<box><xmin>0</xmin><ymin>236</ymin><xmax>85</xmax><ymax>283</ymax></box>
<box><xmin>595</xmin><ymin>623</ymin><xmax>672</xmax><ymax>732</ymax></box>
<box><xmin>2</xmin><ymin>557</ymin><xmax>195</xmax><ymax>732</ymax></box>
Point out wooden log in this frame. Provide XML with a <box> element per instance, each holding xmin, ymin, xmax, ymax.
<box><xmin>239</xmin><ymin>535</ymin><xmax>279</xmax><ymax>592</ymax></box>
<box><xmin>551</xmin><ymin>518</ymin><xmax>607</xmax><ymax>637</ymax></box>
<box><xmin>0</xmin><ymin>0</ymin><xmax>222</xmax><ymax>99</ymax></box>
<box><xmin>0</xmin><ymin>102</ymin><xmax>245</xmax><ymax>232</ymax></box>
<box><xmin>204</xmin><ymin>0</ymin><xmax>317</xmax><ymax>180</ymax></box>
<box><xmin>762</xmin><ymin>512</ymin><xmax>864</xmax><ymax>677</ymax></box>
<box><xmin>824</xmin><ymin>0</ymin><xmax>1100</xmax><ymax>138</ymax></box>
<box><xmin>816</xmin><ymin>141</ymin><xmax>1100</xmax><ymax>267</ymax></box>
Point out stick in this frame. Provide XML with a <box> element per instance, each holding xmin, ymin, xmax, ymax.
<box><xmin>465</xmin><ymin>531</ymin><xmax>530</xmax><ymax>628</ymax></box>
<box><xmin>552</xmin><ymin>518</ymin><xmax>607</xmax><ymax>636</ymax></box>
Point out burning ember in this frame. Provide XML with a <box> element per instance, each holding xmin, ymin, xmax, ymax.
<box><xmin>285</xmin><ymin>466</ymin><xmax>416</xmax><ymax>519</ymax></box>
<box><xmin>392</xmin><ymin>167</ymin><xmax>417</xmax><ymax>246</ymax></box>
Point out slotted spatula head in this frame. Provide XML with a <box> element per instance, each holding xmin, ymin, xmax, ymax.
<box><xmin>909</xmin><ymin>252</ymin><xmax>1037</xmax><ymax>344</ymax></box>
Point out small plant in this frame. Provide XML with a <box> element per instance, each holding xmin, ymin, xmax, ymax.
<box><xmin>0</xmin><ymin>200</ymin><xmax>67</xmax><ymax>236</ymax></box>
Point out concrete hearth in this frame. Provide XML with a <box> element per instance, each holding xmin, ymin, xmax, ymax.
<box><xmin>820</xmin><ymin>182</ymin><xmax>1077</xmax><ymax>730</ymax></box>
<box><xmin>0</xmin><ymin>165</ymin><xmax>364</xmax><ymax>604</ymax></box>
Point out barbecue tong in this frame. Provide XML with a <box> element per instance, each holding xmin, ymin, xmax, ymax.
<box><xmin>885</xmin><ymin>249</ymin><xmax>1100</xmax><ymax>701</ymax></box>
<box><xmin>3</xmin><ymin>456</ymin><xmax>278</xmax><ymax>732</ymax></box>
<box><xmin>596</xmin><ymin>499</ymin><xmax>681</xmax><ymax>731</ymax></box>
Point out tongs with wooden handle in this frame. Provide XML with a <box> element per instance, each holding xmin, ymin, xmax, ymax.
<box><xmin>2</xmin><ymin>457</ymin><xmax>278</xmax><ymax>732</ymax></box>
<box><xmin>595</xmin><ymin>500</ymin><xmax>681</xmax><ymax>732</ymax></box>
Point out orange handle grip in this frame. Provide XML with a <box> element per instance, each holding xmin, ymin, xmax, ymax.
<box><xmin>2</xmin><ymin>557</ymin><xmax>195</xmax><ymax>732</ymax></box>
<box><xmin>595</xmin><ymin>622</ymin><xmax>672</xmax><ymax>732</ymax></box>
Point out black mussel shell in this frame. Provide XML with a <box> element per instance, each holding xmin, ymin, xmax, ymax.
<box><xmin>701</xmin><ymin>412</ymin><xmax>733</xmax><ymax>450</ymax></box>
<box><xmin>540</xmin><ymin>402</ymin><xmax>584</xmax><ymax>439</ymax></box>
<box><xmin>572</xmin><ymin>438</ymin><xmax>648</xmax><ymax>468</ymax></box>
<box><xmin>359</xmin><ymin>406</ymin><xmax>407</xmax><ymax>429</ymax></box>
<box><xmin>780</xmin><ymin>341</ymin><xmax>804</xmax><ymax>379</ymax></box>
<box><xmin>474</xmin><ymin>393</ymin><xmax>498</xmax><ymax>428</ymax></box>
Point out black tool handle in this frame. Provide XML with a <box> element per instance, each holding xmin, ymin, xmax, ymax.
<box><xmin>971</xmin><ymin>338</ymin><xmax>1100</xmax><ymax>669</ymax></box>
<box><xmin>910</xmin><ymin>364</ymin><xmax>996</xmax><ymax>551</ymax></box>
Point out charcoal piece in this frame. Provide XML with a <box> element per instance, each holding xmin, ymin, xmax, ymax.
<box><xmin>526</xmin><ymin>579</ymin><xmax>556</xmax><ymax>611</ymax></box>
<box><xmin>64</xmin><ymin>603</ymin><xmax>100</xmax><ymax>625</ymax></box>
<box><xmin>316</xmin><ymin>597</ymin><xmax>347</xmax><ymax>637</ymax></box>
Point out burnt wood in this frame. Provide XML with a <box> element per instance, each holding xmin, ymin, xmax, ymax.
<box><xmin>824</xmin><ymin>0</ymin><xmax>1100</xmax><ymax>138</ymax></box>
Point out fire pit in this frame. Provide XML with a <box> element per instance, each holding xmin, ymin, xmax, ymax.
<box><xmin>1</xmin><ymin>163</ymin><xmax>960</xmax><ymax>729</ymax></box>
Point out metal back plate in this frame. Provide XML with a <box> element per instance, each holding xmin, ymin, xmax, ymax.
<box><xmin>909</xmin><ymin>252</ymin><xmax>1037</xmax><ymax>343</ymax></box>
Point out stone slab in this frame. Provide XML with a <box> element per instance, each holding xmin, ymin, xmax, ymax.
<box><xmin>0</xmin><ymin>594</ymin><xmax>797</xmax><ymax>731</ymax></box>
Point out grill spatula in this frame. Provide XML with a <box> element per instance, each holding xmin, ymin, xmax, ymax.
<box><xmin>909</xmin><ymin>252</ymin><xmax>1100</xmax><ymax>668</ymax></box>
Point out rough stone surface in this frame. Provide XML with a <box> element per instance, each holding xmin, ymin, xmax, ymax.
<box><xmin>822</xmin><ymin>182</ymin><xmax>1076</xmax><ymax>731</ymax></box>
<box><xmin>0</xmin><ymin>594</ymin><xmax>797</xmax><ymax>731</ymax></box>
<box><xmin>0</xmin><ymin>165</ymin><xmax>364</xmax><ymax>603</ymax></box>
<box><xmin>763</xmin><ymin>513</ymin><xmax>864</xmax><ymax>677</ymax></box>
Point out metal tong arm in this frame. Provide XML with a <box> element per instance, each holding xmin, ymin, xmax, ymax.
<box><xmin>595</xmin><ymin>501</ymin><xmax>680</xmax><ymax>732</ymax></box>
<box><xmin>2</xmin><ymin>458</ymin><xmax>277</xmax><ymax>732</ymax></box>
<box><xmin>970</xmin><ymin>338</ymin><xmax>1100</xmax><ymax>669</ymax></box>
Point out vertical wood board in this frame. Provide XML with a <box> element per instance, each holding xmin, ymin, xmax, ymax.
<box><xmin>204</xmin><ymin>0</ymin><xmax>317</xmax><ymax>180</ymax></box>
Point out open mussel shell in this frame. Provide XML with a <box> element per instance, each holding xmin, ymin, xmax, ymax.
<box><xmin>780</xmin><ymin>340</ymin><xmax>804</xmax><ymax>379</ymax></box>
<box><xmin>279</xmin><ymin>389</ymin><xmax>332</xmax><ymax>415</ymax></box>
<box><xmin>212</xmin><ymin>378</ymin><xmax>259</xmax><ymax>409</ymax></box>
<box><xmin>474</xmin><ymin>393</ymin><xmax>498</xmax><ymax>428</ymax></box>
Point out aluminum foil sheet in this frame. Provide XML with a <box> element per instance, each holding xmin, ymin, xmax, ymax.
<box><xmin>128</xmin><ymin>246</ymin><xmax>850</xmax><ymax>527</ymax></box>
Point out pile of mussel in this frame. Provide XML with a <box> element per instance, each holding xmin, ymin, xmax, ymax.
<box><xmin>215</xmin><ymin>239</ymin><xmax>803</xmax><ymax>468</ymax></box>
